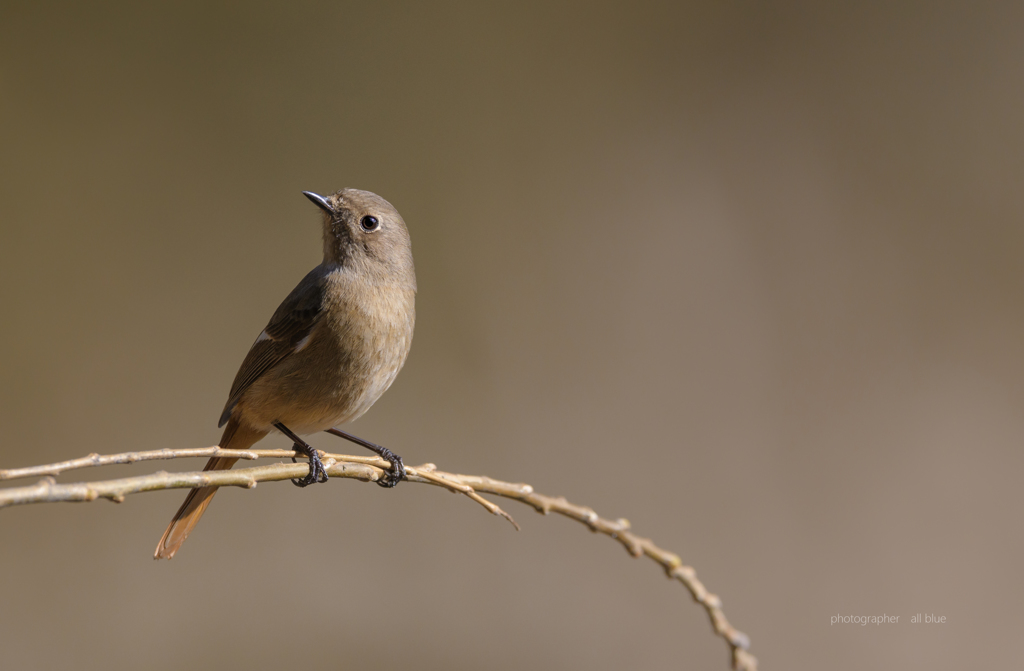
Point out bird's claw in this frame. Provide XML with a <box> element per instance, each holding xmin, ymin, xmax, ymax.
<box><xmin>291</xmin><ymin>449</ymin><xmax>329</xmax><ymax>487</ymax></box>
<box><xmin>375</xmin><ymin>447</ymin><xmax>405</xmax><ymax>488</ymax></box>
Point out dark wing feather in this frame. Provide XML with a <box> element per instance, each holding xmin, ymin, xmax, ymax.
<box><xmin>218</xmin><ymin>267</ymin><xmax>328</xmax><ymax>427</ymax></box>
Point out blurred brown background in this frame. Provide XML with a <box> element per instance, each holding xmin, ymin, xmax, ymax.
<box><xmin>1</xmin><ymin>2</ymin><xmax>1021</xmax><ymax>669</ymax></box>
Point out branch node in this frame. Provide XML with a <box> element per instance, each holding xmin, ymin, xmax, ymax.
<box><xmin>619</xmin><ymin>532</ymin><xmax>645</xmax><ymax>558</ymax></box>
<box><xmin>670</xmin><ymin>564</ymin><xmax>696</xmax><ymax>581</ymax></box>
<box><xmin>688</xmin><ymin>578</ymin><xmax>709</xmax><ymax>603</ymax></box>
<box><xmin>729</xmin><ymin>630</ymin><xmax>751</xmax><ymax>650</ymax></box>
<box><xmin>659</xmin><ymin>552</ymin><xmax>683</xmax><ymax>572</ymax></box>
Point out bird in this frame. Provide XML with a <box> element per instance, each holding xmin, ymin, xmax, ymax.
<box><xmin>154</xmin><ymin>188</ymin><xmax>416</xmax><ymax>559</ymax></box>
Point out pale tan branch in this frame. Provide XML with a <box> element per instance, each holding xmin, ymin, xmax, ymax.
<box><xmin>0</xmin><ymin>448</ymin><xmax>756</xmax><ymax>670</ymax></box>
<box><xmin>0</xmin><ymin>447</ymin><xmax>383</xmax><ymax>481</ymax></box>
<box><xmin>448</xmin><ymin>473</ymin><xmax>756</xmax><ymax>670</ymax></box>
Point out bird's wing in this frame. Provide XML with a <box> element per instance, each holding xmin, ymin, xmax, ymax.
<box><xmin>218</xmin><ymin>267</ymin><xmax>328</xmax><ymax>427</ymax></box>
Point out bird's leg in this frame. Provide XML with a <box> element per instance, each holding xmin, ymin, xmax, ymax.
<box><xmin>324</xmin><ymin>427</ymin><xmax>405</xmax><ymax>488</ymax></box>
<box><xmin>274</xmin><ymin>422</ymin><xmax>329</xmax><ymax>488</ymax></box>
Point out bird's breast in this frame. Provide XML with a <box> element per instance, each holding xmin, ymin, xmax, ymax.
<box><xmin>240</xmin><ymin>279</ymin><xmax>415</xmax><ymax>434</ymax></box>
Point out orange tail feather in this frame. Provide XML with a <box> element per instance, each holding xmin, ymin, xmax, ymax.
<box><xmin>153</xmin><ymin>418</ymin><xmax>267</xmax><ymax>559</ymax></box>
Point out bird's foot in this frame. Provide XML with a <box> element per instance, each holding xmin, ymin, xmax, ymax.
<box><xmin>290</xmin><ymin>444</ymin><xmax>329</xmax><ymax>488</ymax></box>
<box><xmin>273</xmin><ymin>423</ymin><xmax>330</xmax><ymax>488</ymax></box>
<box><xmin>373</xmin><ymin>445</ymin><xmax>405</xmax><ymax>488</ymax></box>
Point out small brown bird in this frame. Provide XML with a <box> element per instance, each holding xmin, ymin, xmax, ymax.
<box><xmin>154</xmin><ymin>188</ymin><xmax>416</xmax><ymax>559</ymax></box>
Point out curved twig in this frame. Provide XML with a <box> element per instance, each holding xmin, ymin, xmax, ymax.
<box><xmin>0</xmin><ymin>448</ymin><xmax>756</xmax><ymax>670</ymax></box>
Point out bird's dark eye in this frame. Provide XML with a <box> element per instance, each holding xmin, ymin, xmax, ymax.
<box><xmin>360</xmin><ymin>215</ymin><xmax>380</xmax><ymax>232</ymax></box>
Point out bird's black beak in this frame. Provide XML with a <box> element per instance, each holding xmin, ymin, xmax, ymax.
<box><xmin>303</xmin><ymin>191</ymin><xmax>334</xmax><ymax>214</ymax></box>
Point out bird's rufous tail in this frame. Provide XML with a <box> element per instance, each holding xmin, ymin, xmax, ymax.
<box><xmin>153</xmin><ymin>418</ymin><xmax>267</xmax><ymax>559</ymax></box>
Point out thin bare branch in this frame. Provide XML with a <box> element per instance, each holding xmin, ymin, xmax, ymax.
<box><xmin>448</xmin><ymin>472</ymin><xmax>756</xmax><ymax>670</ymax></box>
<box><xmin>0</xmin><ymin>446</ymin><xmax>385</xmax><ymax>481</ymax></box>
<box><xmin>0</xmin><ymin>448</ymin><xmax>756</xmax><ymax>670</ymax></box>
